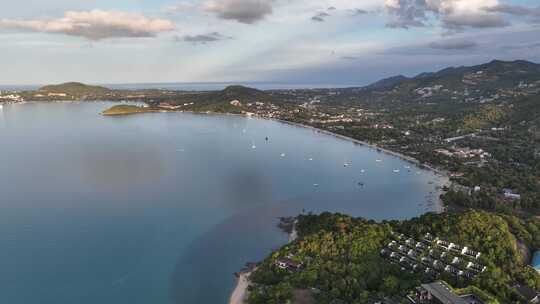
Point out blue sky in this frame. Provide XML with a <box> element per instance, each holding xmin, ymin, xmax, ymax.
<box><xmin>0</xmin><ymin>0</ymin><xmax>539</xmax><ymax>85</ymax></box>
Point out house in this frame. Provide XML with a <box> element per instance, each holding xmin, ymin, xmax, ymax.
<box><xmin>503</xmin><ymin>189</ymin><xmax>521</xmax><ymax>200</ymax></box>
<box><xmin>513</xmin><ymin>284</ymin><xmax>539</xmax><ymax>303</ymax></box>
<box><xmin>275</xmin><ymin>258</ymin><xmax>302</xmax><ymax>271</ymax></box>
<box><xmin>230</xmin><ymin>100</ymin><xmax>242</xmax><ymax>107</ymax></box>
<box><xmin>415</xmin><ymin>281</ymin><xmax>468</xmax><ymax>304</ymax></box>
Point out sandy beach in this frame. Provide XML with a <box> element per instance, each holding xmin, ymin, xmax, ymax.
<box><xmin>229</xmin><ymin>271</ymin><xmax>251</xmax><ymax>304</ymax></box>
<box><xmin>229</xmin><ymin>220</ymin><xmax>299</xmax><ymax>304</ymax></box>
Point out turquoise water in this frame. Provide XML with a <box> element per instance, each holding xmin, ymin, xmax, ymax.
<box><xmin>533</xmin><ymin>251</ymin><xmax>540</xmax><ymax>272</ymax></box>
<box><xmin>0</xmin><ymin>102</ymin><xmax>443</xmax><ymax>304</ymax></box>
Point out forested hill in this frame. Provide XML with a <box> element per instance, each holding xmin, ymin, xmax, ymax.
<box><xmin>247</xmin><ymin>211</ymin><xmax>540</xmax><ymax>304</ymax></box>
<box><xmin>334</xmin><ymin>60</ymin><xmax>540</xmax><ymax>104</ymax></box>
<box><xmin>39</xmin><ymin>82</ymin><xmax>111</xmax><ymax>95</ymax></box>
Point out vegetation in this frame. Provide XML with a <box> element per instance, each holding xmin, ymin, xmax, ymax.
<box><xmin>40</xmin><ymin>82</ymin><xmax>111</xmax><ymax>95</ymax></box>
<box><xmin>102</xmin><ymin>105</ymin><xmax>151</xmax><ymax>116</ymax></box>
<box><xmin>247</xmin><ymin>211</ymin><xmax>540</xmax><ymax>304</ymax></box>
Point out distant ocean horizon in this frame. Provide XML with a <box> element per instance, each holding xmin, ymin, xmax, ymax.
<box><xmin>0</xmin><ymin>82</ymin><xmax>362</xmax><ymax>92</ymax></box>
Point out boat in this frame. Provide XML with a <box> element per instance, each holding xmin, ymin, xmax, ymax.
<box><xmin>313</xmin><ymin>184</ymin><xmax>319</xmax><ymax>187</ymax></box>
<box><xmin>358</xmin><ymin>182</ymin><xmax>364</xmax><ymax>187</ymax></box>
<box><xmin>281</xmin><ymin>153</ymin><xmax>286</xmax><ymax>157</ymax></box>
<box><xmin>308</xmin><ymin>158</ymin><xmax>313</xmax><ymax>161</ymax></box>
<box><xmin>343</xmin><ymin>163</ymin><xmax>349</xmax><ymax>167</ymax></box>
<box><xmin>393</xmin><ymin>169</ymin><xmax>400</xmax><ymax>173</ymax></box>
<box><xmin>252</xmin><ymin>145</ymin><xmax>257</xmax><ymax>149</ymax></box>
<box><xmin>376</xmin><ymin>159</ymin><xmax>382</xmax><ymax>162</ymax></box>
<box><xmin>404</xmin><ymin>166</ymin><xmax>411</xmax><ymax>169</ymax></box>
<box><xmin>360</xmin><ymin>169</ymin><xmax>365</xmax><ymax>173</ymax></box>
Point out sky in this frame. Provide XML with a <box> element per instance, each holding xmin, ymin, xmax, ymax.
<box><xmin>0</xmin><ymin>0</ymin><xmax>539</xmax><ymax>86</ymax></box>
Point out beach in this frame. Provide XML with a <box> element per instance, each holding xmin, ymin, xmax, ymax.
<box><xmin>229</xmin><ymin>220</ymin><xmax>299</xmax><ymax>304</ymax></box>
<box><xmin>229</xmin><ymin>271</ymin><xmax>252</xmax><ymax>304</ymax></box>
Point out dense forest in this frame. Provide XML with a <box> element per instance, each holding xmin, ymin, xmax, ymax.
<box><xmin>247</xmin><ymin>211</ymin><xmax>540</xmax><ymax>304</ymax></box>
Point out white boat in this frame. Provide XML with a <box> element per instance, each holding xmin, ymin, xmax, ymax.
<box><xmin>308</xmin><ymin>158</ymin><xmax>313</xmax><ymax>161</ymax></box>
<box><xmin>252</xmin><ymin>145</ymin><xmax>257</xmax><ymax>149</ymax></box>
<box><xmin>376</xmin><ymin>159</ymin><xmax>382</xmax><ymax>162</ymax></box>
<box><xmin>360</xmin><ymin>169</ymin><xmax>365</xmax><ymax>173</ymax></box>
<box><xmin>393</xmin><ymin>169</ymin><xmax>400</xmax><ymax>173</ymax></box>
<box><xmin>404</xmin><ymin>166</ymin><xmax>411</xmax><ymax>169</ymax></box>
<box><xmin>281</xmin><ymin>153</ymin><xmax>286</xmax><ymax>157</ymax></box>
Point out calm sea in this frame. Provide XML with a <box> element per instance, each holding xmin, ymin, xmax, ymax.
<box><xmin>0</xmin><ymin>102</ymin><xmax>443</xmax><ymax>304</ymax></box>
<box><xmin>0</xmin><ymin>82</ymin><xmax>360</xmax><ymax>92</ymax></box>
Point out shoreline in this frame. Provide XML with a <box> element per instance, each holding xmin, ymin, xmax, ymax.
<box><xmin>96</xmin><ymin>106</ymin><xmax>451</xmax><ymax>211</ymax></box>
<box><xmin>229</xmin><ymin>220</ymin><xmax>299</xmax><ymax>304</ymax></box>
<box><xmin>229</xmin><ymin>270</ymin><xmax>252</xmax><ymax>304</ymax></box>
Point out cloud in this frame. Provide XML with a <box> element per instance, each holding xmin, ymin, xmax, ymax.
<box><xmin>429</xmin><ymin>39</ymin><xmax>477</xmax><ymax>50</ymax></box>
<box><xmin>352</xmin><ymin>9</ymin><xmax>369</xmax><ymax>16</ymax></box>
<box><xmin>384</xmin><ymin>0</ymin><xmax>508</xmax><ymax>31</ymax></box>
<box><xmin>0</xmin><ymin>10</ymin><xmax>175</xmax><ymax>40</ymax></box>
<box><xmin>483</xmin><ymin>4</ymin><xmax>540</xmax><ymax>22</ymax></box>
<box><xmin>178</xmin><ymin>32</ymin><xmax>232</xmax><ymax>44</ymax></box>
<box><xmin>164</xmin><ymin>2</ymin><xmax>197</xmax><ymax>14</ymax></box>
<box><xmin>203</xmin><ymin>0</ymin><xmax>274</xmax><ymax>24</ymax></box>
<box><xmin>311</xmin><ymin>12</ymin><xmax>331</xmax><ymax>22</ymax></box>
<box><xmin>500</xmin><ymin>41</ymin><xmax>540</xmax><ymax>51</ymax></box>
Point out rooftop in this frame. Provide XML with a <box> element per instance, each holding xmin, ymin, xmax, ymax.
<box><xmin>421</xmin><ymin>282</ymin><xmax>468</xmax><ymax>304</ymax></box>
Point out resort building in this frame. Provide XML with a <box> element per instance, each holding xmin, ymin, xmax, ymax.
<box><xmin>414</xmin><ymin>281</ymin><xmax>470</xmax><ymax>304</ymax></box>
<box><xmin>275</xmin><ymin>258</ymin><xmax>302</xmax><ymax>271</ymax></box>
<box><xmin>513</xmin><ymin>284</ymin><xmax>540</xmax><ymax>303</ymax></box>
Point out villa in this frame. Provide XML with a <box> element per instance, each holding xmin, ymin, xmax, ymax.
<box><xmin>275</xmin><ymin>258</ymin><xmax>302</xmax><ymax>271</ymax></box>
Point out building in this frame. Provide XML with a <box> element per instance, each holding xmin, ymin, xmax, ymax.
<box><xmin>230</xmin><ymin>100</ymin><xmax>242</xmax><ymax>107</ymax></box>
<box><xmin>275</xmin><ymin>258</ymin><xmax>302</xmax><ymax>271</ymax></box>
<box><xmin>513</xmin><ymin>284</ymin><xmax>539</xmax><ymax>303</ymax></box>
<box><xmin>415</xmin><ymin>281</ymin><xmax>468</xmax><ymax>304</ymax></box>
<box><xmin>503</xmin><ymin>189</ymin><xmax>521</xmax><ymax>200</ymax></box>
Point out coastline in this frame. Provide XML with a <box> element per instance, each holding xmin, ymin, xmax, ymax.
<box><xmin>229</xmin><ymin>220</ymin><xmax>299</xmax><ymax>304</ymax></box>
<box><xmin>229</xmin><ymin>271</ymin><xmax>252</xmax><ymax>304</ymax></box>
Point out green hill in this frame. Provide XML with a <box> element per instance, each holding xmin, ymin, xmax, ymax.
<box><xmin>102</xmin><ymin>105</ymin><xmax>151</xmax><ymax>116</ymax></box>
<box><xmin>352</xmin><ymin>60</ymin><xmax>540</xmax><ymax>104</ymax></box>
<box><xmin>39</xmin><ymin>82</ymin><xmax>111</xmax><ymax>96</ymax></box>
<box><xmin>247</xmin><ymin>210</ymin><xmax>540</xmax><ymax>304</ymax></box>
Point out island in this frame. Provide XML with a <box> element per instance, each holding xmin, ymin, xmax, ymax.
<box><xmin>101</xmin><ymin>105</ymin><xmax>154</xmax><ymax>116</ymax></box>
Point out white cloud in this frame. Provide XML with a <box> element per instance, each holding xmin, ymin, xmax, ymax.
<box><xmin>0</xmin><ymin>10</ymin><xmax>175</xmax><ymax>40</ymax></box>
